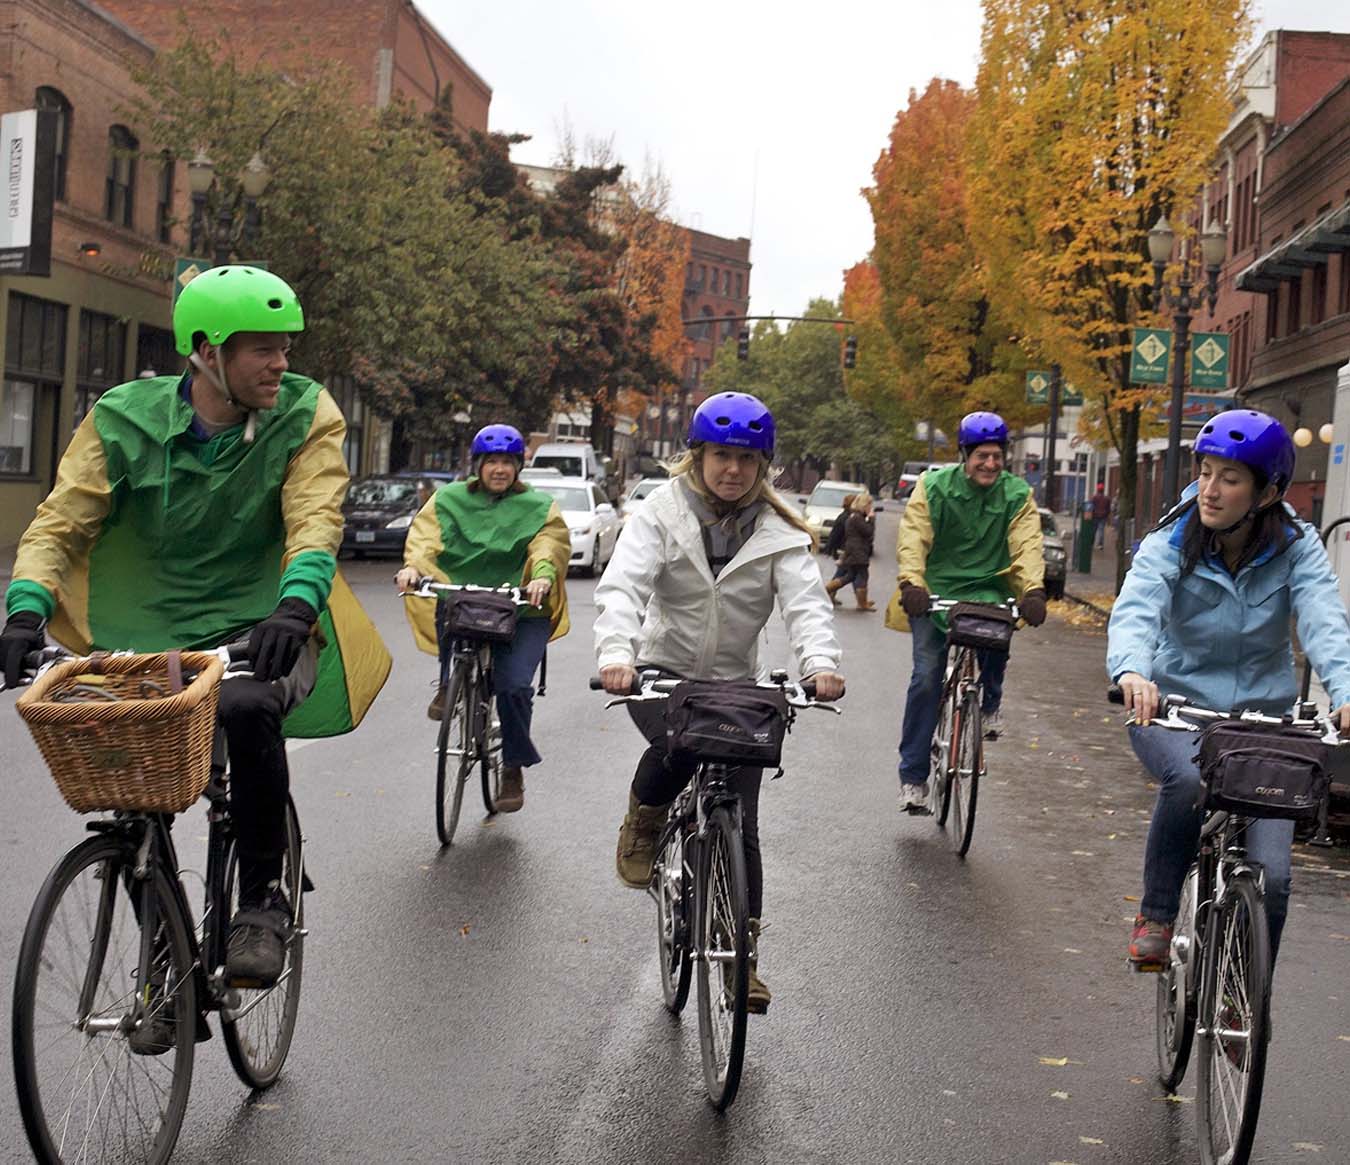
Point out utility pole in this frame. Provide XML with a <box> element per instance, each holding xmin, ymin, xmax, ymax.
<box><xmin>1045</xmin><ymin>364</ymin><xmax>1062</xmax><ymax>512</ymax></box>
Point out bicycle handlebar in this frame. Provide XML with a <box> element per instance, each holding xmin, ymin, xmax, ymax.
<box><xmin>403</xmin><ymin>579</ymin><xmax>526</xmax><ymax>604</ymax></box>
<box><xmin>589</xmin><ymin>671</ymin><xmax>838</xmax><ymax>710</ymax></box>
<box><xmin>2</xmin><ymin>640</ymin><xmax>256</xmax><ymax>692</ymax></box>
<box><xmin>926</xmin><ymin>595</ymin><xmax>1022</xmax><ymax>621</ymax></box>
<box><xmin>1106</xmin><ymin>685</ymin><xmax>1343</xmax><ymax>741</ymax></box>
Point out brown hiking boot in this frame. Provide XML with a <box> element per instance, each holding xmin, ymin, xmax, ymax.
<box><xmin>427</xmin><ymin>683</ymin><xmax>448</xmax><ymax>720</ymax></box>
<box><xmin>747</xmin><ymin>917</ymin><xmax>771</xmax><ymax>1014</ymax></box>
<box><xmin>496</xmin><ymin>766</ymin><xmax>524</xmax><ymax>812</ymax></box>
<box><xmin>615</xmin><ymin>791</ymin><xmax>670</xmax><ymax>888</ymax></box>
<box><xmin>824</xmin><ymin>578</ymin><xmax>844</xmax><ymax>607</ymax></box>
<box><xmin>854</xmin><ymin>585</ymin><xmax>876</xmax><ymax>611</ymax></box>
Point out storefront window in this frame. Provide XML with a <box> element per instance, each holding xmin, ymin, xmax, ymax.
<box><xmin>75</xmin><ymin>309</ymin><xmax>126</xmax><ymax>429</ymax></box>
<box><xmin>0</xmin><ymin>379</ymin><xmax>36</xmax><ymax>474</ymax></box>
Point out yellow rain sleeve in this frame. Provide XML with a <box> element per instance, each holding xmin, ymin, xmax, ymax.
<box><xmin>10</xmin><ymin>416</ymin><xmax>112</xmax><ymax>651</ymax></box>
<box><xmin>1006</xmin><ymin>493</ymin><xmax>1047</xmax><ymax>598</ymax></box>
<box><xmin>278</xmin><ymin>391</ymin><xmax>348</xmax><ymax>613</ymax></box>
<box><xmin>402</xmin><ymin>496</ymin><xmax>448</xmax><ymax>656</ymax></box>
<box><xmin>522</xmin><ymin>500</ymin><xmax>572</xmax><ymax>641</ymax></box>
<box><xmin>885</xmin><ymin>476</ymin><xmax>934</xmax><ymax>633</ymax></box>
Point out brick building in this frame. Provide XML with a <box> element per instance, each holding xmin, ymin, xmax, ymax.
<box><xmin>0</xmin><ymin>0</ymin><xmax>183</xmax><ymax>551</ymax></box>
<box><xmin>97</xmin><ymin>0</ymin><xmax>491</xmax><ymax>129</ymax></box>
<box><xmin>642</xmin><ymin>228</ymin><xmax>751</xmax><ymax>458</ymax></box>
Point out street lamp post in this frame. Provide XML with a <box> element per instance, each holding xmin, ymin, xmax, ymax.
<box><xmin>1149</xmin><ymin>214</ymin><xmax>1225</xmax><ymax>508</ymax></box>
<box><xmin>187</xmin><ymin>149</ymin><xmax>272</xmax><ymax>267</ymax></box>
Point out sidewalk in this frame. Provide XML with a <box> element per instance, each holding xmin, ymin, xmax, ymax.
<box><xmin>1060</xmin><ymin>516</ymin><xmax>1121</xmax><ymax>602</ymax></box>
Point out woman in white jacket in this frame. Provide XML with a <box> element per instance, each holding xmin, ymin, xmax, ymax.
<box><xmin>595</xmin><ymin>392</ymin><xmax>844</xmax><ymax>1014</ymax></box>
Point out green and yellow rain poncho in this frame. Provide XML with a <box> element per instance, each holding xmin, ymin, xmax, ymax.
<box><xmin>402</xmin><ymin>479</ymin><xmax>572</xmax><ymax>654</ymax></box>
<box><xmin>6</xmin><ymin>371</ymin><xmax>390</xmax><ymax>736</ymax></box>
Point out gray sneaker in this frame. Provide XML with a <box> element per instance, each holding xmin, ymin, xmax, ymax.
<box><xmin>983</xmin><ymin>709</ymin><xmax>1003</xmax><ymax>740</ymax></box>
<box><xmin>900</xmin><ymin>782</ymin><xmax>931</xmax><ymax>815</ymax></box>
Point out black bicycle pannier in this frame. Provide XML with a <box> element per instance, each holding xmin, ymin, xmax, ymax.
<box><xmin>946</xmin><ymin>602</ymin><xmax>1015</xmax><ymax>653</ymax></box>
<box><xmin>1197</xmin><ymin>719</ymin><xmax>1331</xmax><ymax>822</ymax></box>
<box><xmin>665</xmin><ymin>680</ymin><xmax>789</xmax><ymax>768</ymax></box>
<box><xmin>437</xmin><ymin>590</ymin><xmax>519</xmax><ymax>644</ymax></box>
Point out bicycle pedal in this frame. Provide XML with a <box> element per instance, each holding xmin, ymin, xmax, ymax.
<box><xmin>1130</xmin><ymin>959</ymin><xmax>1165</xmax><ymax>974</ymax></box>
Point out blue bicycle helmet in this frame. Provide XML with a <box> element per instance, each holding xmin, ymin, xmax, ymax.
<box><xmin>957</xmin><ymin>410</ymin><xmax>1008</xmax><ymax>452</ymax></box>
<box><xmin>1193</xmin><ymin>410</ymin><xmax>1295</xmax><ymax>492</ymax></box>
<box><xmin>687</xmin><ymin>392</ymin><xmax>775</xmax><ymax>454</ymax></box>
<box><xmin>470</xmin><ymin>424</ymin><xmax>526</xmax><ymax>459</ymax></box>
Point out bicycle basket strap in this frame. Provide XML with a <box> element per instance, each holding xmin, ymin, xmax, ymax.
<box><xmin>1198</xmin><ymin>719</ymin><xmax>1330</xmax><ymax>821</ymax></box>
<box><xmin>946</xmin><ymin>602</ymin><xmax>1015</xmax><ymax>653</ymax></box>
<box><xmin>437</xmin><ymin>591</ymin><xmax>518</xmax><ymax>644</ymax></box>
<box><xmin>665</xmin><ymin>680</ymin><xmax>788</xmax><ymax>768</ymax></box>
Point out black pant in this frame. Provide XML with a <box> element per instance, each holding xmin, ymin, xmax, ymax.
<box><xmin>627</xmin><ymin>699</ymin><xmax>764</xmax><ymax>919</ymax></box>
<box><xmin>218</xmin><ymin>677</ymin><xmax>291</xmax><ymax>904</ymax></box>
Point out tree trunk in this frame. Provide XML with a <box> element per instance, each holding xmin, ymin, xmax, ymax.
<box><xmin>1114</xmin><ymin>404</ymin><xmax>1140</xmax><ymax>594</ymax></box>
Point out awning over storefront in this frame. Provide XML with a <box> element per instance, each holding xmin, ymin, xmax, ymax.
<box><xmin>1236</xmin><ymin>202</ymin><xmax>1350</xmax><ymax>293</ymax></box>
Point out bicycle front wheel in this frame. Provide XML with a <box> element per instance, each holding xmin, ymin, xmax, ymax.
<box><xmin>1156</xmin><ymin>863</ymin><xmax>1199</xmax><ymax>1091</ymax></box>
<box><xmin>479</xmin><ymin>685</ymin><xmax>502</xmax><ymax>815</ymax></box>
<box><xmin>946</xmin><ymin>693</ymin><xmax>981</xmax><ymax>856</ymax></box>
<box><xmin>13</xmin><ymin>835</ymin><xmax>196</xmax><ymax>1165</ymax></box>
<box><xmin>695</xmin><ymin>805</ymin><xmax>749</xmax><ymax>1110</ymax></box>
<box><xmin>435</xmin><ymin>660</ymin><xmax>474</xmax><ymax>845</ymax></box>
<box><xmin>222</xmin><ymin>798</ymin><xmax>306</xmax><ymax>1089</ymax></box>
<box><xmin>1196</xmin><ymin>871</ymin><xmax>1270</xmax><ymax>1165</ymax></box>
<box><xmin>929</xmin><ymin>683</ymin><xmax>955</xmax><ymax>822</ymax></box>
<box><xmin>654</xmin><ymin>818</ymin><xmax>692</xmax><ymax>1014</ymax></box>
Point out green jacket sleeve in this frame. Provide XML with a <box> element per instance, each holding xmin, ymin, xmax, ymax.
<box><xmin>278</xmin><ymin>391</ymin><xmax>348</xmax><ymax>612</ymax></box>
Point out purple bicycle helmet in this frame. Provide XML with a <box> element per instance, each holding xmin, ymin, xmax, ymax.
<box><xmin>687</xmin><ymin>392</ymin><xmax>775</xmax><ymax>454</ymax></box>
<box><xmin>957</xmin><ymin>410</ymin><xmax>1008</xmax><ymax>451</ymax></box>
<box><xmin>470</xmin><ymin>423</ymin><xmax>526</xmax><ymax>459</ymax></box>
<box><xmin>1193</xmin><ymin>410</ymin><xmax>1295</xmax><ymax>491</ymax></box>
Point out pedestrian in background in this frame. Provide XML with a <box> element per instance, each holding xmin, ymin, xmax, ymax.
<box><xmin>1091</xmin><ymin>483</ymin><xmax>1111</xmax><ymax>549</ymax></box>
<box><xmin>825</xmin><ymin>493</ymin><xmax>876</xmax><ymax>610</ymax></box>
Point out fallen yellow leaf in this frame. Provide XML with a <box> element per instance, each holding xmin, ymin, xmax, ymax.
<box><xmin>459</xmin><ymin>924</ymin><xmax>471</xmax><ymax>937</ymax></box>
<box><xmin>1079</xmin><ymin>1137</ymin><xmax>1104</xmax><ymax>1145</ymax></box>
<box><xmin>1039</xmin><ymin>1056</ymin><xmax>1069</xmax><ymax>1066</ymax></box>
<box><xmin>1050</xmin><ymin>1090</ymin><xmax>1070</xmax><ymax>1100</ymax></box>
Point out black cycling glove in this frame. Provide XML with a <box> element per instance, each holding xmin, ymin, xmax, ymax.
<box><xmin>1020</xmin><ymin>589</ymin><xmax>1048</xmax><ymax>627</ymax></box>
<box><xmin>1</xmin><ymin>611</ymin><xmax>46</xmax><ymax>689</ymax></box>
<box><xmin>247</xmin><ymin>598</ymin><xmax>317</xmax><ymax>683</ymax></box>
<box><xmin>900</xmin><ymin>583</ymin><xmax>931</xmax><ymax>619</ymax></box>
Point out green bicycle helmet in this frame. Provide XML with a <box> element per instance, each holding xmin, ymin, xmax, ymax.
<box><xmin>173</xmin><ymin>265</ymin><xmax>304</xmax><ymax>356</ymax></box>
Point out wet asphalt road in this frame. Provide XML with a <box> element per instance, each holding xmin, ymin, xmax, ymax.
<box><xmin>1</xmin><ymin>509</ymin><xmax>1347</xmax><ymax>1163</ymax></box>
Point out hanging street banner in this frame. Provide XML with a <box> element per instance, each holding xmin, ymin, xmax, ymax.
<box><xmin>0</xmin><ymin>109</ymin><xmax>56</xmax><ymax>276</ymax></box>
<box><xmin>1190</xmin><ymin>332</ymin><xmax>1230</xmax><ymax>390</ymax></box>
<box><xmin>1062</xmin><ymin>385</ymin><xmax>1085</xmax><ymax>406</ymax></box>
<box><xmin>1161</xmin><ymin>393</ymin><xmax>1236</xmax><ymax>424</ymax></box>
<box><xmin>1130</xmin><ymin>327</ymin><xmax>1171</xmax><ymax>384</ymax></box>
<box><xmin>1026</xmin><ymin>370</ymin><xmax>1050</xmax><ymax>404</ymax></box>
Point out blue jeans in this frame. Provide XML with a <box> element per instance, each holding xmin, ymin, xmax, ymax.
<box><xmin>441</xmin><ymin>615</ymin><xmax>551</xmax><ymax>768</ymax></box>
<box><xmin>897</xmin><ymin>616</ymin><xmax>1008</xmax><ymax>785</ymax></box>
<box><xmin>1129</xmin><ymin>724</ymin><xmax>1295</xmax><ymax>960</ymax></box>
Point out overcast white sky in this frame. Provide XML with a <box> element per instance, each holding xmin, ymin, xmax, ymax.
<box><xmin>424</xmin><ymin>1</ymin><xmax>1350</xmax><ymax>319</ymax></box>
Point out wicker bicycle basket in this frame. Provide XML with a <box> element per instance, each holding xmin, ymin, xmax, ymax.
<box><xmin>16</xmin><ymin>651</ymin><xmax>225</xmax><ymax>814</ymax></box>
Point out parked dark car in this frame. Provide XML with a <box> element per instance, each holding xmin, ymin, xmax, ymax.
<box><xmin>1039</xmin><ymin>507</ymin><xmax>1067</xmax><ymax>599</ymax></box>
<box><xmin>340</xmin><ymin>472</ymin><xmax>458</xmax><ymax>558</ymax></box>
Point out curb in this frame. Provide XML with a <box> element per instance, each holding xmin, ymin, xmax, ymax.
<box><xmin>1061</xmin><ymin>590</ymin><xmax>1111</xmax><ymax>621</ymax></box>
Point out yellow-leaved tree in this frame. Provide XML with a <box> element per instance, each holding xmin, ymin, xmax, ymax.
<box><xmin>967</xmin><ymin>0</ymin><xmax>1248</xmax><ymax>586</ymax></box>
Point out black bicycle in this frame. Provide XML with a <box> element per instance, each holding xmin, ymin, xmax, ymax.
<box><xmin>405</xmin><ymin>581</ymin><xmax>525</xmax><ymax>845</ymax></box>
<box><xmin>925</xmin><ymin>597</ymin><xmax>1018</xmax><ymax>855</ymax></box>
<box><xmin>1113</xmin><ymin>689</ymin><xmax>1341</xmax><ymax>1165</ymax></box>
<box><xmin>593</xmin><ymin>670</ymin><xmax>836</xmax><ymax>1109</ymax></box>
<box><xmin>7</xmin><ymin>646</ymin><xmax>307</xmax><ymax>1164</ymax></box>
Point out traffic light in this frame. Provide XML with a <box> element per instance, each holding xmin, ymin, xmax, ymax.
<box><xmin>843</xmin><ymin>335</ymin><xmax>857</xmax><ymax>369</ymax></box>
<box><xmin>737</xmin><ymin>327</ymin><xmax>750</xmax><ymax>361</ymax></box>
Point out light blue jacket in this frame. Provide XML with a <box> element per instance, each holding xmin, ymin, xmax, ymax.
<box><xmin>1107</xmin><ymin>484</ymin><xmax>1350</xmax><ymax>715</ymax></box>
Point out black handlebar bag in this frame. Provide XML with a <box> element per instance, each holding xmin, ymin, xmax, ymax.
<box><xmin>665</xmin><ymin>680</ymin><xmax>789</xmax><ymax>768</ymax></box>
<box><xmin>1197</xmin><ymin>719</ymin><xmax>1330</xmax><ymax>821</ymax></box>
<box><xmin>946</xmin><ymin>602</ymin><xmax>1015</xmax><ymax>654</ymax></box>
<box><xmin>436</xmin><ymin>591</ymin><xmax>519</xmax><ymax>645</ymax></box>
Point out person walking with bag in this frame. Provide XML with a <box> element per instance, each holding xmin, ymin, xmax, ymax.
<box><xmin>825</xmin><ymin>493</ymin><xmax>876</xmax><ymax>610</ymax></box>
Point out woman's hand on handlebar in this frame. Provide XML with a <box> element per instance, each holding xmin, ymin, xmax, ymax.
<box><xmin>394</xmin><ymin>567</ymin><xmax>421</xmax><ymax>594</ymax></box>
<box><xmin>1334</xmin><ymin>703</ymin><xmax>1350</xmax><ymax>736</ymax></box>
<box><xmin>600</xmin><ymin>663</ymin><xmax>637</xmax><ymax>696</ymax></box>
<box><xmin>1118</xmin><ymin>671</ymin><xmax>1159</xmax><ymax>725</ymax></box>
<box><xmin>806</xmin><ymin>670</ymin><xmax>845</xmax><ymax>701</ymax></box>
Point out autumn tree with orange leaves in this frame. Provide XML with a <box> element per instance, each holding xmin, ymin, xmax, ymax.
<box><xmin>864</xmin><ymin>79</ymin><xmax>1027</xmax><ymax>450</ymax></box>
<box><xmin>966</xmin><ymin>0</ymin><xmax>1249</xmax><ymax>586</ymax></box>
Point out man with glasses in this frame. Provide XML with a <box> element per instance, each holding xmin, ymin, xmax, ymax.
<box><xmin>888</xmin><ymin>411</ymin><xmax>1047</xmax><ymax>813</ymax></box>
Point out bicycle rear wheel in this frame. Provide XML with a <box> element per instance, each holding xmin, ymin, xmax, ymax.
<box><xmin>654</xmin><ymin>817</ymin><xmax>692</xmax><ymax>1013</ymax></box>
<box><xmin>1156</xmin><ymin>863</ymin><xmax>1199</xmax><ymax>1091</ymax></box>
<box><xmin>947</xmin><ymin>693</ymin><xmax>981</xmax><ymax>856</ymax></box>
<box><xmin>695</xmin><ymin>805</ymin><xmax>749</xmax><ymax>1110</ymax></box>
<box><xmin>13</xmin><ymin>835</ymin><xmax>196</xmax><ymax>1165</ymax></box>
<box><xmin>1196</xmin><ymin>872</ymin><xmax>1270</xmax><ymax>1165</ymax></box>
<box><xmin>222</xmin><ymin>798</ymin><xmax>306</xmax><ymax>1089</ymax></box>
<box><xmin>435</xmin><ymin>660</ymin><xmax>474</xmax><ymax>845</ymax></box>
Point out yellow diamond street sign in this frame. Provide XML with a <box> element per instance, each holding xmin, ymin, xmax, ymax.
<box><xmin>1026</xmin><ymin>370</ymin><xmax>1050</xmax><ymax>404</ymax></box>
<box><xmin>1190</xmin><ymin>332</ymin><xmax>1230</xmax><ymax>390</ymax></box>
<box><xmin>1130</xmin><ymin>327</ymin><xmax>1171</xmax><ymax>384</ymax></box>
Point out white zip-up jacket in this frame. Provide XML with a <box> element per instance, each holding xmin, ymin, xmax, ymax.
<box><xmin>594</xmin><ymin>479</ymin><xmax>841</xmax><ymax>680</ymax></box>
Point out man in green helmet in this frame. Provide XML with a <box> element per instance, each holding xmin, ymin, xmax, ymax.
<box><xmin>0</xmin><ymin>265</ymin><xmax>376</xmax><ymax>993</ymax></box>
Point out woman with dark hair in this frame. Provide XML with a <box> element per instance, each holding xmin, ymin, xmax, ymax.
<box><xmin>1108</xmin><ymin>409</ymin><xmax>1350</xmax><ymax>970</ymax></box>
<box><xmin>825</xmin><ymin>493</ymin><xmax>876</xmax><ymax>610</ymax></box>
